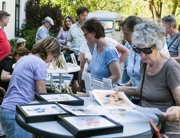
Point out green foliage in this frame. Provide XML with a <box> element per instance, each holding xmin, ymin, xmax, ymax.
<box><xmin>21</xmin><ymin>0</ymin><xmax>64</xmax><ymax>50</ymax></box>
<box><xmin>9</xmin><ymin>39</ymin><xmax>17</xmax><ymax>52</ymax></box>
<box><xmin>21</xmin><ymin>0</ymin><xmax>180</xmax><ymax>49</ymax></box>
<box><xmin>21</xmin><ymin>28</ymin><xmax>37</xmax><ymax>50</ymax></box>
<box><xmin>51</xmin><ymin>0</ymin><xmax>180</xmax><ymax>25</ymax></box>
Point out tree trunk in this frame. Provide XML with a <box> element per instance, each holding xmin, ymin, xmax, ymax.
<box><xmin>149</xmin><ymin>0</ymin><xmax>154</xmax><ymax>19</ymax></box>
<box><xmin>171</xmin><ymin>0</ymin><xmax>178</xmax><ymax>15</ymax></box>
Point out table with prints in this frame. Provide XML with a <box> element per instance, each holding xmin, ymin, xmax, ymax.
<box><xmin>15</xmin><ymin>96</ymin><xmax>162</xmax><ymax>138</ymax></box>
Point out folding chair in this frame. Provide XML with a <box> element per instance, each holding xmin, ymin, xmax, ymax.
<box><xmin>103</xmin><ymin>78</ymin><xmax>112</xmax><ymax>90</ymax></box>
<box><xmin>46</xmin><ymin>73</ymin><xmax>73</xmax><ymax>93</ymax></box>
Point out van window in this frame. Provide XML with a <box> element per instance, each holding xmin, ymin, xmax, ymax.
<box><xmin>115</xmin><ymin>21</ymin><xmax>121</xmax><ymax>31</ymax></box>
<box><xmin>100</xmin><ymin>20</ymin><xmax>114</xmax><ymax>30</ymax></box>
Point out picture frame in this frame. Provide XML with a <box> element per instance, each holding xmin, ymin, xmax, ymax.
<box><xmin>16</xmin><ymin>102</ymin><xmax>68</xmax><ymax>123</ymax></box>
<box><xmin>57</xmin><ymin>115</ymin><xmax>123</xmax><ymax>137</ymax></box>
<box><xmin>35</xmin><ymin>93</ymin><xmax>84</xmax><ymax>105</ymax></box>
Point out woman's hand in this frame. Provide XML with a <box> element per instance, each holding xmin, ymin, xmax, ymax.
<box><xmin>114</xmin><ymin>86</ymin><xmax>125</xmax><ymax>92</ymax></box>
<box><xmin>161</xmin><ymin>106</ymin><xmax>180</xmax><ymax>122</ymax></box>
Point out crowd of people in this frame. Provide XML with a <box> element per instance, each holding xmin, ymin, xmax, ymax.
<box><xmin>0</xmin><ymin>5</ymin><xmax>180</xmax><ymax>137</ymax></box>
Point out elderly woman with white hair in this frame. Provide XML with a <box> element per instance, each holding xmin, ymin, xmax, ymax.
<box><xmin>116</xmin><ymin>21</ymin><xmax>180</xmax><ymax>133</ymax></box>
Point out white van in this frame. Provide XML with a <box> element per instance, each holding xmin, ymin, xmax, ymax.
<box><xmin>88</xmin><ymin>10</ymin><xmax>124</xmax><ymax>43</ymax></box>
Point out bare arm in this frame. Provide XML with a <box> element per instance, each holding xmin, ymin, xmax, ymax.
<box><xmin>160</xmin><ymin>86</ymin><xmax>180</xmax><ymax>122</ymax></box>
<box><xmin>125</xmin><ymin>79</ymin><xmax>132</xmax><ymax>86</ymax></box>
<box><xmin>1</xmin><ymin>70</ymin><xmax>11</xmax><ymax>82</ymax></box>
<box><xmin>66</xmin><ymin>28</ymin><xmax>72</xmax><ymax>49</ymax></box>
<box><xmin>108</xmin><ymin>61</ymin><xmax>120</xmax><ymax>83</ymax></box>
<box><xmin>78</xmin><ymin>52</ymin><xmax>86</xmax><ymax>86</ymax></box>
<box><xmin>115</xmin><ymin>86</ymin><xmax>139</xmax><ymax>98</ymax></box>
<box><xmin>115</xmin><ymin>44</ymin><xmax>129</xmax><ymax>63</ymax></box>
<box><xmin>36</xmin><ymin>80</ymin><xmax>46</xmax><ymax>93</ymax></box>
<box><xmin>171</xmin><ymin>86</ymin><xmax>180</xmax><ymax>105</ymax></box>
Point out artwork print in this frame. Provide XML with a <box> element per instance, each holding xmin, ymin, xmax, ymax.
<box><xmin>41</xmin><ymin>94</ymin><xmax>78</xmax><ymax>102</ymax></box>
<box><xmin>60</xmin><ymin>105</ymin><xmax>108</xmax><ymax>115</ymax></box>
<box><xmin>61</xmin><ymin>104</ymin><xmax>149</xmax><ymax>123</ymax></box>
<box><xmin>63</xmin><ymin>116</ymin><xmax>116</xmax><ymax>130</ymax></box>
<box><xmin>92</xmin><ymin>90</ymin><xmax>134</xmax><ymax>107</ymax></box>
<box><xmin>21</xmin><ymin>104</ymin><xmax>66</xmax><ymax>116</ymax></box>
<box><xmin>106</xmin><ymin>107</ymin><xmax>149</xmax><ymax>123</ymax></box>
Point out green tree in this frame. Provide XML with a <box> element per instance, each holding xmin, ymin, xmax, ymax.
<box><xmin>21</xmin><ymin>0</ymin><xmax>64</xmax><ymax>50</ymax></box>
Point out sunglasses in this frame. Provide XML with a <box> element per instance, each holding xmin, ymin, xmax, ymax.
<box><xmin>133</xmin><ymin>45</ymin><xmax>156</xmax><ymax>54</ymax></box>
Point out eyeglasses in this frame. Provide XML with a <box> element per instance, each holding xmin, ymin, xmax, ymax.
<box><xmin>133</xmin><ymin>45</ymin><xmax>156</xmax><ymax>54</ymax></box>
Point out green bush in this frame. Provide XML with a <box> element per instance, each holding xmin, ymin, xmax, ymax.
<box><xmin>9</xmin><ymin>39</ymin><xmax>17</xmax><ymax>52</ymax></box>
<box><xmin>20</xmin><ymin>0</ymin><xmax>64</xmax><ymax>50</ymax></box>
<box><xmin>21</xmin><ymin>28</ymin><xmax>37</xmax><ymax>50</ymax></box>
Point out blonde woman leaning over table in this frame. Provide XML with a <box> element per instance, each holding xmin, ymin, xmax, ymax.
<box><xmin>115</xmin><ymin>21</ymin><xmax>180</xmax><ymax>133</ymax></box>
<box><xmin>0</xmin><ymin>36</ymin><xmax>60</xmax><ymax>138</ymax></box>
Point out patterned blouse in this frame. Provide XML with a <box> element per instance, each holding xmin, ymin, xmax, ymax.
<box><xmin>57</xmin><ymin>28</ymin><xmax>68</xmax><ymax>46</ymax></box>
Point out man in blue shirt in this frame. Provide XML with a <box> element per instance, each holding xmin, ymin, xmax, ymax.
<box><xmin>66</xmin><ymin>6</ymin><xmax>89</xmax><ymax>93</ymax></box>
<box><xmin>36</xmin><ymin>16</ymin><xmax>54</xmax><ymax>42</ymax></box>
<box><xmin>162</xmin><ymin>15</ymin><xmax>180</xmax><ymax>63</ymax></box>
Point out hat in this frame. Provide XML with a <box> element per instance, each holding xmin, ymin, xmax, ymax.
<box><xmin>16</xmin><ymin>38</ymin><xmax>26</xmax><ymax>44</ymax></box>
<box><xmin>43</xmin><ymin>16</ymin><xmax>54</xmax><ymax>26</ymax></box>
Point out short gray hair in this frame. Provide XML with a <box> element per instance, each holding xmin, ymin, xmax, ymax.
<box><xmin>162</xmin><ymin>15</ymin><xmax>176</xmax><ymax>28</ymax></box>
<box><xmin>132</xmin><ymin>21</ymin><xmax>166</xmax><ymax>50</ymax></box>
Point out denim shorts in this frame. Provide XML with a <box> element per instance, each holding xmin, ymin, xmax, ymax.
<box><xmin>0</xmin><ymin>108</ymin><xmax>32</xmax><ymax>138</ymax></box>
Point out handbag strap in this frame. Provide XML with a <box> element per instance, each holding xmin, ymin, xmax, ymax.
<box><xmin>139</xmin><ymin>63</ymin><xmax>147</xmax><ymax>106</ymax></box>
<box><xmin>168</xmin><ymin>33</ymin><xmax>180</xmax><ymax>49</ymax></box>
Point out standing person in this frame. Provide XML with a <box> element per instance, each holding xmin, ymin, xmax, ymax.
<box><xmin>81</xmin><ymin>18</ymin><xmax>120</xmax><ymax>86</ymax></box>
<box><xmin>120</xmin><ymin>16</ymin><xmax>143</xmax><ymax>104</ymax></box>
<box><xmin>0</xmin><ymin>48</ymin><xmax>29</xmax><ymax>91</ymax></box>
<box><xmin>0</xmin><ymin>36</ymin><xmax>60</xmax><ymax>138</ymax></box>
<box><xmin>79</xmin><ymin>38</ymin><xmax>129</xmax><ymax>91</ymax></box>
<box><xmin>16</xmin><ymin>38</ymin><xmax>26</xmax><ymax>49</ymax></box>
<box><xmin>0</xmin><ymin>11</ymin><xmax>11</xmax><ymax>61</ymax></box>
<box><xmin>162</xmin><ymin>15</ymin><xmax>180</xmax><ymax>62</ymax></box>
<box><xmin>66</xmin><ymin>6</ymin><xmax>89</xmax><ymax>93</ymax></box>
<box><xmin>115</xmin><ymin>21</ymin><xmax>180</xmax><ymax>133</ymax></box>
<box><xmin>36</xmin><ymin>16</ymin><xmax>54</xmax><ymax>42</ymax></box>
<box><xmin>57</xmin><ymin>16</ymin><xmax>75</xmax><ymax>62</ymax></box>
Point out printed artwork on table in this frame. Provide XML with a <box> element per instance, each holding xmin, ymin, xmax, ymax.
<box><xmin>63</xmin><ymin>116</ymin><xmax>116</xmax><ymax>130</ymax></box>
<box><xmin>21</xmin><ymin>104</ymin><xmax>66</xmax><ymax>116</ymax></box>
<box><xmin>60</xmin><ymin>105</ymin><xmax>108</xmax><ymax>115</ymax></box>
<box><xmin>92</xmin><ymin>90</ymin><xmax>135</xmax><ymax>107</ymax></box>
<box><xmin>106</xmin><ymin>107</ymin><xmax>149</xmax><ymax>123</ymax></box>
<box><xmin>40</xmin><ymin>94</ymin><xmax>78</xmax><ymax>102</ymax></box>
